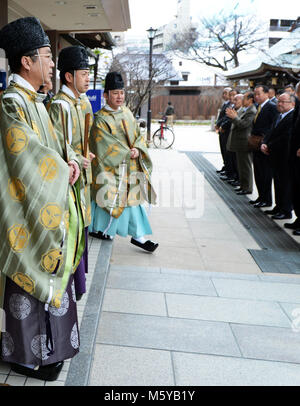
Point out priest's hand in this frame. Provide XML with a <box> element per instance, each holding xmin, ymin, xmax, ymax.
<box><xmin>82</xmin><ymin>152</ymin><xmax>96</xmax><ymax>169</ymax></box>
<box><xmin>130</xmin><ymin>148</ymin><xmax>139</xmax><ymax>159</ymax></box>
<box><xmin>68</xmin><ymin>160</ymin><xmax>80</xmax><ymax>185</ymax></box>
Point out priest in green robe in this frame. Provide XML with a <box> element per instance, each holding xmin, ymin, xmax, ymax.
<box><xmin>48</xmin><ymin>46</ymin><xmax>94</xmax><ymax>301</ymax></box>
<box><xmin>0</xmin><ymin>17</ymin><xmax>84</xmax><ymax>381</ymax></box>
<box><xmin>89</xmin><ymin>72</ymin><xmax>158</xmax><ymax>252</ymax></box>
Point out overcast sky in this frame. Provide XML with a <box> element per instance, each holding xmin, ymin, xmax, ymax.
<box><xmin>127</xmin><ymin>0</ymin><xmax>300</xmax><ymax>37</ymax></box>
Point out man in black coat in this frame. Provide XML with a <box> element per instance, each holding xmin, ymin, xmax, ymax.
<box><xmin>261</xmin><ymin>92</ymin><xmax>295</xmax><ymax>219</ymax></box>
<box><xmin>250</xmin><ymin>85</ymin><xmax>278</xmax><ymax>208</ymax></box>
<box><xmin>215</xmin><ymin>87</ymin><xmax>232</xmax><ymax>173</ymax></box>
<box><xmin>218</xmin><ymin>89</ymin><xmax>238</xmax><ymax>183</ymax></box>
<box><xmin>286</xmin><ymin>82</ymin><xmax>300</xmax><ymax>234</ymax></box>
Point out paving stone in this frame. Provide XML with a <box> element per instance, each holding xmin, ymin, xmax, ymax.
<box><xmin>102</xmin><ymin>289</ymin><xmax>167</xmax><ymax>316</ymax></box>
<box><xmin>279</xmin><ymin>302</ymin><xmax>300</xmax><ymax>324</ymax></box>
<box><xmin>110</xmin><ymin>265</ymin><xmax>161</xmax><ymax>274</ymax></box>
<box><xmin>173</xmin><ymin>352</ymin><xmax>300</xmax><ymax>386</ymax></box>
<box><xmin>212</xmin><ymin>278</ymin><xmax>300</xmax><ymax>303</ymax></box>
<box><xmin>231</xmin><ymin>323</ymin><xmax>300</xmax><ymax>363</ymax></box>
<box><xmin>97</xmin><ymin>312</ymin><xmax>241</xmax><ymax>357</ymax></box>
<box><xmin>107</xmin><ymin>270</ymin><xmax>217</xmax><ymax>296</ymax></box>
<box><xmin>161</xmin><ymin>268</ymin><xmax>260</xmax><ymax>280</ymax></box>
<box><xmin>89</xmin><ymin>344</ymin><xmax>174</xmax><ymax>386</ymax></box>
<box><xmin>166</xmin><ymin>294</ymin><xmax>291</xmax><ymax>327</ymax></box>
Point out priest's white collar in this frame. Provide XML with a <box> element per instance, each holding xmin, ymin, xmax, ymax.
<box><xmin>105</xmin><ymin>104</ymin><xmax>121</xmax><ymax>112</ymax></box>
<box><xmin>12</xmin><ymin>74</ymin><xmax>36</xmax><ymax>93</ymax></box>
<box><xmin>62</xmin><ymin>84</ymin><xmax>81</xmax><ymax>100</ymax></box>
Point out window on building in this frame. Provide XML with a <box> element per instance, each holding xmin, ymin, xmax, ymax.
<box><xmin>281</xmin><ymin>19</ymin><xmax>294</xmax><ymax>27</ymax></box>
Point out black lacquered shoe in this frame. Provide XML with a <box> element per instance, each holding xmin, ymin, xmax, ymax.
<box><xmin>10</xmin><ymin>361</ymin><xmax>64</xmax><ymax>382</ymax></box>
<box><xmin>130</xmin><ymin>238</ymin><xmax>159</xmax><ymax>252</ymax></box>
<box><xmin>89</xmin><ymin>231</ymin><xmax>113</xmax><ymax>240</ymax></box>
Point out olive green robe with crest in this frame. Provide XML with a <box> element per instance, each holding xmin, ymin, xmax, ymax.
<box><xmin>89</xmin><ymin>105</ymin><xmax>156</xmax><ymax>220</ymax></box>
<box><xmin>0</xmin><ymin>80</ymin><xmax>84</xmax><ymax>364</ymax></box>
<box><xmin>47</xmin><ymin>89</ymin><xmax>93</xmax><ymax>227</ymax></box>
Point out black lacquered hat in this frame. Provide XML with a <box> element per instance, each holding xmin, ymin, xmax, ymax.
<box><xmin>104</xmin><ymin>71</ymin><xmax>124</xmax><ymax>93</ymax></box>
<box><xmin>58</xmin><ymin>46</ymin><xmax>89</xmax><ymax>72</ymax></box>
<box><xmin>0</xmin><ymin>17</ymin><xmax>50</xmax><ymax>59</ymax></box>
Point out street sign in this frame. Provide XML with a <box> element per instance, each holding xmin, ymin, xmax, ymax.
<box><xmin>86</xmin><ymin>89</ymin><xmax>103</xmax><ymax>114</ymax></box>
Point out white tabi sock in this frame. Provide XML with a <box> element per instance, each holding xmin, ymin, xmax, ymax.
<box><xmin>133</xmin><ymin>236</ymin><xmax>146</xmax><ymax>244</ymax></box>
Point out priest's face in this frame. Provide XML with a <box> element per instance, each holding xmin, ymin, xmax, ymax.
<box><xmin>105</xmin><ymin>89</ymin><xmax>125</xmax><ymax>110</ymax></box>
<box><xmin>23</xmin><ymin>46</ymin><xmax>54</xmax><ymax>91</ymax></box>
<box><xmin>74</xmin><ymin>69</ymin><xmax>90</xmax><ymax>94</ymax></box>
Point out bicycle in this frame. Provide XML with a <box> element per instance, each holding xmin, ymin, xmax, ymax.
<box><xmin>152</xmin><ymin>115</ymin><xmax>175</xmax><ymax>149</ymax></box>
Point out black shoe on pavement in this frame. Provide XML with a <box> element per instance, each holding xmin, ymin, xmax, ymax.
<box><xmin>10</xmin><ymin>361</ymin><xmax>64</xmax><ymax>382</ymax></box>
<box><xmin>130</xmin><ymin>238</ymin><xmax>159</xmax><ymax>252</ymax></box>
<box><xmin>253</xmin><ymin>202</ymin><xmax>271</xmax><ymax>208</ymax></box>
<box><xmin>236</xmin><ymin>190</ymin><xmax>252</xmax><ymax>195</ymax></box>
<box><xmin>272</xmin><ymin>212</ymin><xmax>292</xmax><ymax>220</ymax></box>
<box><xmin>284</xmin><ymin>221</ymin><xmax>300</xmax><ymax>230</ymax></box>
<box><xmin>293</xmin><ymin>229</ymin><xmax>300</xmax><ymax>236</ymax></box>
<box><xmin>89</xmin><ymin>231</ymin><xmax>113</xmax><ymax>240</ymax></box>
<box><xmin>229</xmin><ymin>180</ymin><xmax>240</xmax><ymax>187</ymax></box>
<box><xmin>249</xmin><ymin>198</ymin><xmax>260</xmax><ymax>205</ymax></box>
<box><xmin>264</xmin><ymin>207</ymin><xmax>280</xmax><ymax>215</ymax></box>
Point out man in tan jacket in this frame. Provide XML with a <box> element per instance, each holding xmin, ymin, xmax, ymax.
<box><xmin>226</xmin><ymin>92</ymin><xmax>257</xmax><ymax>195</ymax></box>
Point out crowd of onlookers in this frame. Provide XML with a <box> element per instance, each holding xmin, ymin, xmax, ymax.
<box><xmin>215</xmin><ymin>82</ymin><xmax>300</xmax><ymax>235</ymax></box>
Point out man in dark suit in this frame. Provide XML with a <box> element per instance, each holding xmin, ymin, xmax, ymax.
<box><xmin>215</xmin><ymin>87</ymin><xmax>232</xmax><ymax>173</ymax></box>
<box><xmin>250</xmin><ymin>85</ymin><xmax>278</xmax><ymax>208</ymax></box>
<box><xmin>286</xmin><ymin>82</ymin><xmax>300</xmax><ymax>234</ymax></box>
<box><xmin>268</xmin><ymin>87</ymin><xmax>277</xmax><ymax>104</ymax></box>
<box><xmin>261</xmin><ymin>92</ymin><xmax>295</xmax><ymax>219</ymax></box>
<box><xmin>218</xmin><ymin>89</ymin><xmax>239</xmax><ymax>183</ymax></box>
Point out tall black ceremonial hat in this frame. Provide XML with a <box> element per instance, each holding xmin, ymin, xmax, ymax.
<box><xmin>104</xmin><ymin>71</ymin><xmax>124</xmax><ymax>93</ymax></box>
<box><xmin>58</xmin><ymin>46</ymin><xmax>89</xmax><ymax>72</ymax></box>
<box><xmin>0</xmin><ymin>17</ymin><xmax>50</xmax><ymax>59</ymax></box>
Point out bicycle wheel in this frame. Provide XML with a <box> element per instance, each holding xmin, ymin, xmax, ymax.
<box><xmin>152</xmin><ymin>126</ymin><xmax>175</xmax><ymax>149</ymax></box>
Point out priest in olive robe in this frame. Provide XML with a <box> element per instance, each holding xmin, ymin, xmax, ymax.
<box><xmin>89</xmin><ymin>72</ymin><xmax>158</xmax><ymax>253</ymax></box>
<box><xmin>48</xmin><ymin>46</ymin><xmax>94</xmax><ymax>301</ymax></box>
<box><xmin>0</xmin><ymin>17</ymin><xmax>84</xmax><ymax>382</ymax></box>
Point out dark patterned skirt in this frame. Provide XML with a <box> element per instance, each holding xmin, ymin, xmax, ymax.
<box><xmin>0</xmin><ymin>274</ymin><xmax>79</xmax><ymax>366</ymax></box>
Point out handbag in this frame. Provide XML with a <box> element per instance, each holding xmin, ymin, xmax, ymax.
<box><xmin>248</xmin><ymin>134</ymin><xmax>263</xmax><ymax>151</ymax></box>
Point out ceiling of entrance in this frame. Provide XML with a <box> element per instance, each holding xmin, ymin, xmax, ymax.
<box><xmin>8</xmin><ymin>0</ymin><xmax>131</xmax><ymax>32</ymax></box>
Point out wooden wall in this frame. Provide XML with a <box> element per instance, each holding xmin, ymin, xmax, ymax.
<box><xmin>151</xmin><ymin>87</ymin><xmax>225</xmax><ymax>120</ymax></box>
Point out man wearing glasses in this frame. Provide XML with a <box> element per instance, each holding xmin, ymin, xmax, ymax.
<box><xmin>0</xmin><ymin>17</ymin><xmax>84</xmax><ymax>381</ymax></box>
<box><xmin>261</xmin><ymin>92</ymin><xmax>295</xmax><ymax>220</ymax></box>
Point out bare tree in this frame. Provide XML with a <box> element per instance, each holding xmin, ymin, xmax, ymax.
<box><xmin>168</xmin><ymin>11</ymin><xmax>266</xmax><ymax>71</ymax></box>
<box><xmin>109</xmin><ymin>52</ymin><xmax>177</xmax><ymax>116</ymax></box>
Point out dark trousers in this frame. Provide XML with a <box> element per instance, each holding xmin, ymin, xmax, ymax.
<box><xmin>271</xmin><ymin>163</ymin><xmax>292</xmax><ymax>214</ymax></box>
<box><xmin>236</xmin><ymin>151</ymin><xmax>253</xmax><ymax>192</ymax></box>
<box><xmin>219</xmin><ymin>132</ymin><xmax>227</xmax><ymax>167</ymax></box>
<box><xmin>290</xmin><ymin>159</ymin><xmax>300</xmax><ymax>222</ymax></box>
<box><xmin>253</xmin><ymin>151</ymin><xmax>273</xmax><ymax>204</ymax></box>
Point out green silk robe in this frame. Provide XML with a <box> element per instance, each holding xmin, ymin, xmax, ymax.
<box><xmin>47</xmin><ymin>88</ymin><xmax>93</xmax><ymax>227</ymax></box>
<box><xmin>89</xmin><ymin>105</ymin><xmax>156</xmax><ymax>219</ymax></box>
<box><xmin>0</xmin><ymin>81</ymin><xmax>84</xmax><ymax>328</ymax></box>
